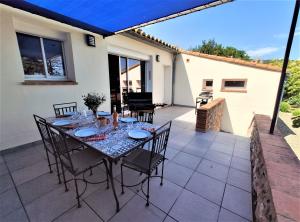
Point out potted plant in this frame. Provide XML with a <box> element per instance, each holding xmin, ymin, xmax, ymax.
<box><xmin>82</xmin><ymin>92</ymin><xmax>106</xmax><ymax>116</ymax></box>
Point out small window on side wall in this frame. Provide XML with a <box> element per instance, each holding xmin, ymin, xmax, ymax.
<box><xmin>221</xmin><ymin>79</ymin><xmax>247</xmax><ymax>93</ymax></box>
<box><xmin>16</xmin><ymin>33</ymin><xmax>66</xmax><ymax>80</ymax></box>
<box><xmin>202</xmin><ymin>79</ymin><xmax>213</xmax><ymax>91</ymax></box>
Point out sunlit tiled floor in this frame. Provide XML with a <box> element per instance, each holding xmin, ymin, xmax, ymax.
<box><xmin>0</xmin><ymin>106</ymin><xmax>252</xmax><ymax>222</ymax></box>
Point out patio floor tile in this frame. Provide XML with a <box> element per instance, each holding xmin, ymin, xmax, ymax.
<box><xmin>230</xmin><ymin>157</ymin><xmax>251</xmax><ymax>174</ymax></box>
<box><xmin>218</xmin><ymin>208</ymin><xmax>249</xmax><ymax>222</ymax></box>
<box><xmin>163</xmin><ymin>161</ymin><xmax>194</xmax><ymax>187</ymax></box>
<box><xmin>222</xmin><ymin>185</ymin><xmax>252</xmax><ymax>221</ymax></box>
<box><xmin>54</xmin><ymin>202</ymin><xmax>101</xmax><ymax>222</ymax></box>
<box><xmin>172</xmin><ymin>152</ymin><xmax>201</xmax><ymax>170</ymax></box>
<box><xmin>84</xmin><ymin>181</ymin><xmax>135</xmax><ymax>221</ymax></box>
<box><xmin>165</xmin><ymin>148</ymin><xmax>179</xmax><ymax>160</ymax></box>
<box><xmin>11</xmin><ymin>159</ymin><xmax>50</xmax><ymax>186</ymax></box>
<box><xmin>25</xmin><ymin>186</ymin><xmax>77</xmax><ymax>222</ymax></box>
<box><xmin>145</xmin><ymin>178</ymin><xmax>182</xmax><ymax>213</ymax></box>
<box><xmin>1</xmin><ymin>207</ymin><xmax>29</xmax><ymax>222</ymax></box>
<box><xmin>0</xmin><ymin>173</ymin><xmax>14</xmax><ymax>194</ymax></box>
<box><xmin>227</xmin><ymin>168</ymin><xmax>251</xmax><ymax>192</ymax></box>
<box><xmin>210</xmin><ymin>142</ymin><xmax>234</xmax><ymax>156</ymax></box>
<box><xmin>0</xmin><ymin>162</ymin><xmax>8</xmax><ymax>176</ymax></box>
<box><xmin>197</xmin><ymin>159</ymin><xmax>229</xmax><ymax>182</ymax></box>
<box><xmin>182</xmin><ymin>145</ymin><xmax>208</xmax><ymax>158</ymax></box>
<box><xmin>17</xmin><ymin>172</ymin><xmax>61</xmax><ymax>205</ymax></box>
<box><xmin>215</xmin><ymin>133</ymin><xmax>237</xmax><ymax>146</ymax></box>
<box><xmin>109</xmin><ymin>195</ymin><xmax>166</xmax><ymax>222</ymax></box>
<box><xmin>233</xmin><ymin>149</ymin><xmax>250</xmax><ymax>160</ymax></box>
<box><xmin>185</xmin><ymin>137</ymin><xmax>212</xmax><ymax>149</ymax></box>
<box><xmin>186</xmin><ymin>172</ymin><xmax>225</xmax><ymax>205</ymax></box>
<box><xmin>164</xmin><ymin>216</ymin><xmax>178</xmax><ymax>222</ymax></box>
<box><xmin>169</xmin><ymin>189</ymin><xmax>220</xmax><ymax>222</ymax></box>
<box><xmin>204</xmin><ymin>150</ymin><xmax>232</xmax><ymax>166</ymax></box>
<box><xmin>0</xmin><ymin>188</ymin><xmax>22</xmax><ymax>218</ymax></box>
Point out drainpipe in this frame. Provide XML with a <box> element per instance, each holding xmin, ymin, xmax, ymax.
<box><xmin>171</xmin><ymin>53</ymin><xmax>178</xmax><ymax>106</ymax></box>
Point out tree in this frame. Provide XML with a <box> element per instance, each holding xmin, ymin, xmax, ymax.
<box><xmin>266</xmin><ymin>59</ymin><xmax>300</xmax><ymax>107</ymax></box>
<box><xmin>190</xmin><ymin>39</ymin><xmax>251</xmax><ymax>61</ymax></box>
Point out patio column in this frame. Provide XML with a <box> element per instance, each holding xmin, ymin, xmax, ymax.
<box><xmin>270</xmin><ymin>0</ymin><xmax>300</xmax><ymax>134</ymax></box>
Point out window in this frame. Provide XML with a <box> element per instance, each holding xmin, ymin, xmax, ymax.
<box><xmin>16</xmin><ymin>33</ymin><xmax>66</xmax><ymax>80</ymax></box>
<box><xmin>202</xmin><ymin>79</ymin><xmax>213</xmax><ymax>91</ymax></box>
<box><xmin>221</xmin><ymin>79</ymin><xmax>247</xmax><ymax>93</ymax></box>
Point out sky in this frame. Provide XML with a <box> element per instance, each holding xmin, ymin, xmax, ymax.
<box><xmin>142</xmin><ymin>0</ymin><xmax>300</xmax><ymax>60</ymax></box>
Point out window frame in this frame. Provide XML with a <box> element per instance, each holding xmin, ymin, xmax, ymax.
<box><xmin>221</xmin><ymin>79</ymin><xmax>248</xmax><ymax>93</ymax></box>
<box><xmin>202</xmin><ymin>79</ymin><xmax>213</xmax><ymax>91</ymax></box>
<box><xmin>16</xmin><ymin>32</ymin><xmax>68</xmax><ymax>81</ymax></box>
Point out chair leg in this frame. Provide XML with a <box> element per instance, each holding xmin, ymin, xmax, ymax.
<box><xmin>103</xmin><ymin>160</ymin><xmax>109</xmax><ymax>189</ymax></box>
<box><xmin>61</xmin><ymin>164</ymin><xmax>68</xmax><ymax>192</ymax></box>
<box><xmin>74</xmin><ymin>179</ymin><xmax>81</xmax><ymax>208</ymax></box>
<box><xmin>160</xmin><ymin>160</ymin><xmax>165</xmax><ymax>186</ymax></box>
<box><xmin>45</xmin><ymin>149</ymin><xmax>52</xmax><ymax>173</ymax></box>
<box><xmin>146</xmin><ymin>174</ymin><xmax>150</xmax><ymax>206</ymax></box>
<box><xmin>155</xmin><ymin>167</ymin><xmax>158</xmax><ymax>175</ymax></box>
<box><xmin>121</xmin><ymin>164</ymin><xmax>124</xmax><ymax>194</ymax></box>
<box><xmin>54</xmin><ymin>155</ymin><xmax>61</xmax><ymax>184</ymax></box>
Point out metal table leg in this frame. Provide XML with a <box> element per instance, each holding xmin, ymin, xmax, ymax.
<box><xmin>108</xmin><ymin>159</ymin><xmax>120</xmax><ymax>212</ymax></box>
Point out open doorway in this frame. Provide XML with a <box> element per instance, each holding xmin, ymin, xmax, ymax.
<box><xmin>108</xmin><ymin>54</ymin><xmax>146</xmax><ymax>113</ymax></box>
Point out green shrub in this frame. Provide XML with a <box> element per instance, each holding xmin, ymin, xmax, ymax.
<box><xmin>288</xmin><ymin>95</ymin><xmax>300</xmax><ymax>107</ymax></box>
<box><xmin>280</xmin><ymin>102</ymin><xmax>291</xmax><ymax>112</ymax></box>
<box><xmin>292</xmin><ymin>109</ymin><xmax>300</xmax><ymax>117</ymax></box>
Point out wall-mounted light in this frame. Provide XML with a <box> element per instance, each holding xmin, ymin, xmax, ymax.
<box><xmin>85</xmin><ymin>34</ymin><xmax>96</xmax><ymax>47</ymax></box>
<box><xmin>156</xmin><ymin>55</ymin><xmax>160</xmax><ymax>62</ymax></box>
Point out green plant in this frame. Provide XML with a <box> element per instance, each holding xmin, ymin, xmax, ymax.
<box><xmin>280</xmin><ymin>101</ymin><xmax>291</xmax><ymax>112</ymax></box>
<box><xmin>292</xmin><ymin>109</ymin><xmax>300</xmax><ymax>117</ymax></box>
<box><xmin>288</xmin><ymin>95</ymin><xmax>300</xmax><ymax>107</ymax></box>
<box><xmin>82</xmin><ymin>92</ymin><xmax>106</xmax><ymax>113</ymax></box>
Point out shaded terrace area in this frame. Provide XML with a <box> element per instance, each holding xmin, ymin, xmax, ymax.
<box><xmin>0</xmin><ymin>106</ymin><xmax>252</xmax><ymax>222</ymax></box>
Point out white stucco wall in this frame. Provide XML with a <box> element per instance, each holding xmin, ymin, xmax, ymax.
<box><xmin>174</xmin><ymin>53</ymin><xmax>281</xmax><ymax>136</ymax></box>
<box><xmin>0</xmin><ymin>6</ymin><xmax>173</xmax><ymax>150</ymax></box>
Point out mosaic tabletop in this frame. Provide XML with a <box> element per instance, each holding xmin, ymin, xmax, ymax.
<box><xmin>47</xmin><ymin>113</ymin><xmax>158</xmax><ymax>160</ymax></box>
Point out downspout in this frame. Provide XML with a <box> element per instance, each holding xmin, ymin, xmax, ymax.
<box><xmin>171</xmin><ymin>52</ymin><xmax>178</xmax><ymax>106</ymax></box>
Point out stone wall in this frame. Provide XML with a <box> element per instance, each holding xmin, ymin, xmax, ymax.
<box><xmin>196</xmin><ymin>98</ymin><xmax>225</xmax><ymax>132</ymax></box>
<box><xmin>250</xmin><ymin>114</ymin><xmax>300</xmax><ymax>222</ymax></box>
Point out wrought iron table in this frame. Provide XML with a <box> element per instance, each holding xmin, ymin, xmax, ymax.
<box><xmin>47</xmin><ymin>114</ymin><xmax>157</xmax><ymax>212</ymax></box>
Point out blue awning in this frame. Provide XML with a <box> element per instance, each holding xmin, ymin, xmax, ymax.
<box><xmin>1</xmin><ymin>0</ymin><xmax>231</xmax><ymax>36</ymax></box>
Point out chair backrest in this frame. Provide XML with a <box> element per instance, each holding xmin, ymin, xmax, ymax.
<box><xmin>145</xmin><ymin>121</ymin><xmax>171</xmax><ymax>171</ymax></box>
<box><xmin>33</xmin><ymin>114</ymin><xmax>55</xmax><ymax>154</ymax></box>
<box><xmin>53</xmin><ymin>102</ymin><xmax>77</xmax><ymax>117</ymax></box>
<box><xmin>131</xmin><ymin>110</ymin><xmax>154</xmax><ymax>124</ymax></box>
<box><xmin>49</xmin><ymin>126</ymin><xmax>75</xmax><ymax>173</ymax></box>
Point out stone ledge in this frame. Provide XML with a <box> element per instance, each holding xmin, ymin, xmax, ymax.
<box><xmin>251</xmin><ymin>114</ymin><xmax>300</xmax><ymax>222</ymax></box>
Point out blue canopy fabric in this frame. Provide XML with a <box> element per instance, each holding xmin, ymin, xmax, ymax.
<box><xmin>1</xmin><ymin>0</ymin><xmax>231</xmax><ymax>36</ymax></box>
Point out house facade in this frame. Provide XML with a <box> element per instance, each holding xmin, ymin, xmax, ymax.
<box><xmin>0</xmin><ymin>4</ymin><xmax>281</xmax><ymax>151</ymax></box>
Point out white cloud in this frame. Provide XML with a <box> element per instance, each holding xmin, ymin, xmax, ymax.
<box><xmin>274</xmin><ymin>30</ymin><xmax>300</xmax><ymax>38</ymax></box>
<box><xmin>247</xmin><ymin>47</ymin><xmax>279</xmax><ymax>58</ymax></box>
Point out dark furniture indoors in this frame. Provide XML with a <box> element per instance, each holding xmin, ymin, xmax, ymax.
<box><xmin>127</xmin><ymin>92</ymin><xmax>155</xmax><ymax>111</ymax></box>
<box><xmin>120</xmin><ymin>121</ymin><xmax>172</xmax><ymax>206</ymax></box>
<box><xmin>53</xmin><ymin>102</ymin><xmax>77</xmax><ymax>117</ymax></box>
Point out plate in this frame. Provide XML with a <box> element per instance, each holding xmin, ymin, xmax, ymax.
<box><xmin>120</xmin><ymin>117</ymin><xmax>137</xmax><ymax>123</ymax></box>
<box><xmin>128</xmin><ymin>129</ymin><xmax>151</xmax><ymax>139</ymax></box>
<box><xmin>97</xmin><ymin>111</ymin><xmax>111</xmax><ymax>116</ymax></box>
<box><xmin>74</xmin><ymin>128</ymin><xmax>98</xmax><ymax>138</ymax></box>
<box><xmin>52</xmin><ymin>120</ymin><xmax>72</xmax><ymax>126</ymax></box>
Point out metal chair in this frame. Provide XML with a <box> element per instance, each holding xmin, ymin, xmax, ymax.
<box><xmin>131</xmin><ymin>110</ymin><xmax>154</xmax><ymax>124</ymax></box>
<box><xmin>120</xmin><ymin>121</ymin><xmax>172</xmax><ymax>206</ymax></box>
<box><xmin>53</xmin><ymin>102</ymin><xmax>77</xmax><ymax>117</ymax></box>
<box><xmin>33</xmin><ymin>114</ymin><xmax>62</xmax><ymax>183</ymax></box>
<box><xmin>49</xmin><ymin>127</ymin><xmax>109</xmax><ymax>208</ymax></box>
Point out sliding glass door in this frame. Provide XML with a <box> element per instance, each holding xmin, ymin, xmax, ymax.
<box><xmin>108</xmin><ymin>54</ymin><xmax>146</xmax><ymax>112</ymax></box>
